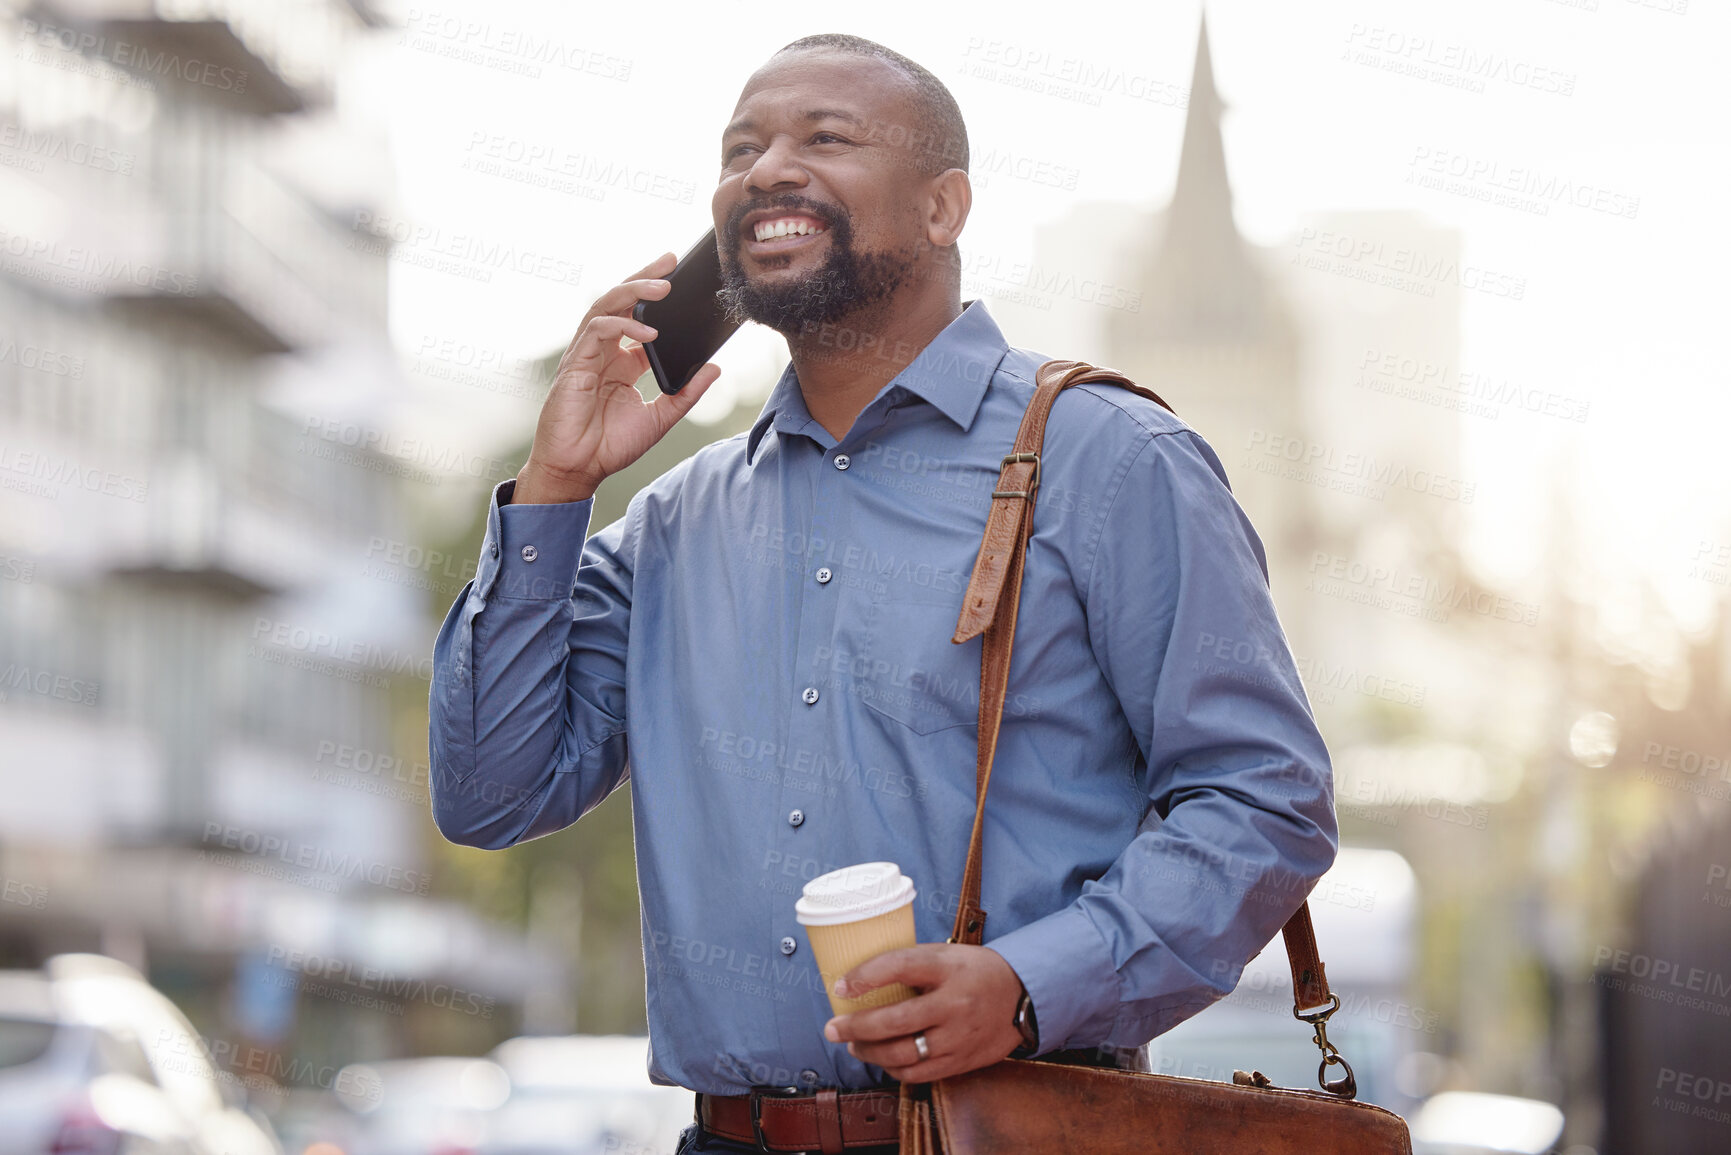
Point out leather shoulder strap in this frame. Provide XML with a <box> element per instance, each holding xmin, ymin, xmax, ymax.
<box><xmin>950</xmin><ymin>360</ymin><xmax>1173</xmax><ymax>647</ymax></box>
<box><xmin>947</xmin><ymin>358</ymin><xmax>1335</xmax><ymax>1022</ymax></box>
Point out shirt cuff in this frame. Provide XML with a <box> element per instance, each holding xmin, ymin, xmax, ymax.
<box><xmin>985</xmin><ymin>904</ymin><xmax>1120</xmax><ymax>1054</ymax></box>
<box><xmin>487</xmin><ymin>477</ymin><xmax>594</xmax><ymax>600</ymax></box>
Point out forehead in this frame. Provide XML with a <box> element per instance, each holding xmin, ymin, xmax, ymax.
<box><xmin>725</xmin><ymin>50</ymin><xmax>919</xmax><ymax>135</ymax></box>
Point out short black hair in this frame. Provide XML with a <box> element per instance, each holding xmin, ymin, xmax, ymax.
<box><xmin>772</xmin><ymin>34</ymin><xmax>969</xmax><ymax>176</ymax></box>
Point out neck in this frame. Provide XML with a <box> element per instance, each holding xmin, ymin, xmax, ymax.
<box><xmin>785</xmin><ymin>284</ymin><xmax>962</xmax><ymax>442</ymax></box>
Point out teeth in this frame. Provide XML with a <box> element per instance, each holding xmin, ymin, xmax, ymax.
<box><xmin>753</xmin><ymin>217</ymin><xmax>825</xmax><ymax>242</ymax></box>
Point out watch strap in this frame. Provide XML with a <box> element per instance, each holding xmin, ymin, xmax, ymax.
<box><xmin>1010</xmin><ymin>987</ymin><xmax>1039</xmax><ymax>1057</ymax></box>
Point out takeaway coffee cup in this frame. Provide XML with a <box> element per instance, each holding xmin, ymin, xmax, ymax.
<box><xmin>795</xmin><ymin>862</ymin><xmax>918</xmax><ymax>1017</ymax></box>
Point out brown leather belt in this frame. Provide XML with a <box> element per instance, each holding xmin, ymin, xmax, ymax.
<box><xmin>696</xmin><ymin>1086</ymin><xmax>902</xmax><ymax>1152</ymax></box>
<box><xmin>694</xmin><ymin>1049</ymin><xmax>1143</xmax><ymax>1151</ymax></box>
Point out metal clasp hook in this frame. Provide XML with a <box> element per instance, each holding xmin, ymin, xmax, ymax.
<box><xmin>1294</xmin><ymin>993</ymin><xmax>1358</xmax><ymax>1100</ymax></box>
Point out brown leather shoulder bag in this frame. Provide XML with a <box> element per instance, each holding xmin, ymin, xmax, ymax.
<box><xmin>895</xmin><ymin>359</ymin><xmax>1412</xmax><ymax>1154</ymax></box>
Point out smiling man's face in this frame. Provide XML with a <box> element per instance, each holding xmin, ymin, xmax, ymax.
<box><xmin>712</xmin><ymin>49</ymin><xmax>953</xmax><ymax>336</ymax></box>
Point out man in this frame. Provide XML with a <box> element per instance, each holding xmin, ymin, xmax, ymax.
<box><xmin>429</xmin><ymin>33</ymin><xmax>1336</xmax><ymax>1155</ymax></box>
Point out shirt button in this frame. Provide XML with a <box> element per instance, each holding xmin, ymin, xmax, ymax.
<box><xmin>833</xmin><ymin>453</ymin><xmax>850</xmax><ymax>471</ymax></box>
<box><xmin>780</xmin><ymin>936</ymin><xmax>798</xmax><ymax>956</ymax></box>
<box><xmin>521</xmin><ymin>545</ymin><xmax>538</xmax><ymax>563</ymax></box>
<box><xmin>815</xmin><ymin>567</ymin><xmax>832</xmax><ymax>584</ymax></box>
<box><xmin>788</xmin><ymin>809</ymin><xmax>804</xmax><ymax>827</ymax></box>
<box><xmin>801</xmin><ymin>687</ymin><xmax>819</xmax><ymax>705</ymax></box>
<box><xmin>799</xmin><ymin>1069</ymin><xmax>821</xmax><ymax>1087</ymax></box>
<box><xmin>491</xmin><ymin>541</ymin><xmax>499</xmax><ymax>558</ymax></box>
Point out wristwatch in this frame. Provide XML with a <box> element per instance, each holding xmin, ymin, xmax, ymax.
<box><xmin>1009</xmin><ymin>987</ymin><xmax>1040</xmax><ymax>1059</ymax></box>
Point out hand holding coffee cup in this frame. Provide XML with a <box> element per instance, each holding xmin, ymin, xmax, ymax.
<box><xmin>795</xmin><ymin>862</ymin><xmax>919</xmax><ymax>1017</ymax></box>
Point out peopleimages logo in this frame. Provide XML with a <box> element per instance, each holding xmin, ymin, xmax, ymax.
<box><xmin>0</xmin><ymin>230</ymin><xmax>197</xmax><ymax>296</ymax></box>
<box><xmin>249</xmin><ymin>617</ymin><xmax>435</xmax><ymax>683</ymax></box>
<box><xmin>461</xmin><ymin>132</ymin><xmax>696</xmax><ymax>204</ymax></box>
<box><xmin>1</xmin><ymin>877</ymin><xmax>48</xmax><ymax>910</ymax></box>
<box><xmin>18</xmin><ymin>18</ymin><xmax>249</xmax><ymax>94</ymax></box>
<box><xmin>1592</xmin><ymin>946</ymin><xmax>1731</xmax><ymax>1006</ymax></box>
<box><xmin>156</xmin><ymin>1028</ymin><xmax>383</xmax><ymax>1104</ymax></box>
<box><xmin>0</xmin><ymin>444</ymin><xmax>149</xmax><ymax>503</ymax></box>
<box><xmin>959</xmin><ymin>37</ymin><xmax>1188</xmax><ymax>109</ymax></box>
<box><xmin>398</xmin><ymin>9</ymin><xmax>632</xmax><ymax>81</ymax></box>
<box><xmin>1306</xmin><ymin>550</ymin><xmax>1539</xmax><ymax>627</ymax></box>
<box><xmin>1354</xmin><ymin>347</ymin><xmax>1590</xmax><ymax>424</ymax></box>
<box><xmin>1341</xmin><ymin>24</ymin><xmax>1576</xmax><ymax>97</ymax></box>
<box><xmin>200</xmin><ymin>823</ymin><xmax>431</xmax><ymax>895</ymax></box>
<box><xmin>1654</xmin><ymin>1068</ymin><xmax>1731</xmax><ymax>1127</ymax></box>
<box><xmin>265</xmin><ymin>946</ymin><xmax>496</xmax><ymax>1019</ymax></box>
<box><xmin>348</xmin><ymin>212</ymin><xmax>583</xmax><ymax>287</ymax></box>
<box><xmin>0</xmin><ymin>337</ymin><xmax>85</xmax><ymax>378</ymax></box>
<box><xmin>1292</xmin><ymin>227</ymin><xmax>1527</xmax><ymax>301</ymax></box>
<box><xmin>0</xmin><ymin>663</ymin><xmax>99</xmax><ymax>707</ymax></box>
<box><xmin>1407</xmin><ymin>146</ymin><xmax>1640</xmax><ymax>220</ymax></box>
<box><xmin>1245</xmin><ymin>430</ymin><xmax>1476</xmax><ymax>504</ymax></box>
<box><xmin>0</xmin><ymin>124</ymin><xmax>134</xmax><ymax>177</ymax></box>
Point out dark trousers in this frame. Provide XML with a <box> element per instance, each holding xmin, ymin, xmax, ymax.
<box><xmin>674</xmin><ymin>1121</ymin><xmax>897</xmax><ymax>1154</ymax></box>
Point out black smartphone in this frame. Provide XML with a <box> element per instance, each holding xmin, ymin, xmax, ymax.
<box><xmin>632</xmin><ymin>228</ymin><xmax>742</xmax><ymax>394</ymax></box>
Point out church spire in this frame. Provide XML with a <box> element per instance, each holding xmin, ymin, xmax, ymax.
<box><xmin>1168</xmin><ymin>11</ymin><xmax>1239</xmax><ymax>251</ymax></box>
<box><xmin>1129</xmin><ymin>8</ymin><xmax>1290</xmax><ymax>343</ymax></box>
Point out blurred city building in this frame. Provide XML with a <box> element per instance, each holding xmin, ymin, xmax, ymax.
<box><xmin>1003</xmin><ymin>17</ymin><xmax>1468</xmax><ymax>664</ymax></box>
<box><xmin>0</xmin><ymin>0</ymin><xmax>563</xmax><ymax>1087</ymax></box>
<box><xmin>992</xmin><ymin>16</ymin><xmax>1730</xmax><ymax>1152</ymax></box>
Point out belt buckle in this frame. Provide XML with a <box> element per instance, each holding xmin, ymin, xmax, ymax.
<box><xmin>749</xmin><ymin>1085</ymin><xmax>805</xmax><ymax>1153</ymax></box>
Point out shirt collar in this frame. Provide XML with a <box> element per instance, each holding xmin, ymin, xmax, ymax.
<box><xmin>745</xmin><ymin>299</ymin><xmax>1009</xmax><ymax>466</ymax></box>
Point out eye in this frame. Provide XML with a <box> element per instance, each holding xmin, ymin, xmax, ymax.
<box><xmin>811</xmin><ymin>132</ymin><xmax>849</xmax><ymax>146</ymax></box>
<box><xmin>724</xmin><ymin>143</ymin><xmax>758</xmax><ymax>161</ymax></box>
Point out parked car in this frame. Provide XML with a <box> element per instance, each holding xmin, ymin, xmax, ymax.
<box><xmin>481</xmin><ymin>1036</ymin><xmax>692</xmax><ymax>1155</ymax></box>
<box><xmin>1145</xmin><ymin>846</ymin><xmax>1423</xmax><ymax>1114</ymax></box>
<box><xmin>0</xmin><ymin>955</ymin><xmax>281</xmax><ymax>1155</ymax></box>
<box><xmin>1409</xmin><ymin>1091</ymin><xmax>1565</xmax><ymax>1155</ymax></box>
<box><xmin>261</xmin><ymin>1086</ymin><xmax>366</xmax><ymax>1155</ymax></box>
<box><xmin>332</xmin><ymin>1056</ymin><xmax>511</xmax><ymax>1155</ymax></box>
<box><xmin>1</xmin><ymin>967</ymin><xmax>189</xmax><ymax>1155</ymax></box>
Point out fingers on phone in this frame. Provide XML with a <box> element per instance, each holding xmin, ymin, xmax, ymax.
<box><xmin>621</xmin><ymin>251</ymin><xmax>677</xmax><ymax>281</ymax></box>
<box><xmin>590</xmin><ymin>277</ymin><xmax>671</xmax><ymax>322</ymax></box>
<box><xmin>586</xmin><ymin>313</ymin><xmax>657</xmax><ymax>347</ymax></box>
<box><xmin>684</xmin><ymin>362</ymin><xmax>722</xmax><ymax>395</ymax></box>
<box><xmin>619</xmin><ymin>251</ymin><xmax>678</xmax><ymax>294</ymax></box>
<box><xmin>626</xmin><ymin>343</ymin><xmax>653</xmax><ymax>379</ymax></box>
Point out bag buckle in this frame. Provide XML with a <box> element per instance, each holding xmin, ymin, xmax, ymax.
<box><xmin>1293</xmin><ymin>993</ymin><xmax>1357</xmax><ymax>1100</ymax></box>
<box><xmin>992</xmin><ymin>452</ymin><xmax>1040</xmax><ymax>499</ymax></box>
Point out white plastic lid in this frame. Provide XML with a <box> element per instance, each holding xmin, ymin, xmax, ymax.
<box><xmin>794</xmin><ymin>862</ymin><xmax>917</xmax><ymax>926</ymax></box>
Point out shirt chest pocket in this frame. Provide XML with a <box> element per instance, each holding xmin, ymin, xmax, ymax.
<box><xmin>853</xmin><ymin>588</ymin><xmax>983</xmax><ymax>735</ymax></box>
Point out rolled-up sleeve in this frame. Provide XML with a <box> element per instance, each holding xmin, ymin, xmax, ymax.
<box><xmin>987</xmin><ymin>427</ymin><xmax>1338</xmax><ymax>1053</ymax></box>
<box><xmin>429</xmin><ymin>478</ymin><xmax>635</xmax><ymax>849</ymax></box>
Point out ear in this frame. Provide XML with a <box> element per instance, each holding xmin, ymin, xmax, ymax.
<box><xmin>923</xmin><ymin>168</ymin><xmax>972</xmax><ymax>251</ymax></box>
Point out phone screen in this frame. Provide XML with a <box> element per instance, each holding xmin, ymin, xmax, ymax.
<box><xmin>633</xmin><ymin>229</ymin><xmax>743</xmax><ymax>394</ymax></box>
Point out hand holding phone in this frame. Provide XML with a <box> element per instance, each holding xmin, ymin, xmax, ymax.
<box><xmin>514</xmin><ymin>251</ymin><xmax>722</xmax><ymax>505</ymax></box>
<box><xmin>633</xmin><ymin>228</ymin><xmax>743</xmax><ymax>395</ymax></box>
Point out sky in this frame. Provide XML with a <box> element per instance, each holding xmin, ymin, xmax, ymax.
<box><xmin>341</xmin><ymin>0</ymin><xmax>1731</xmax><ymax>658</ymax></box>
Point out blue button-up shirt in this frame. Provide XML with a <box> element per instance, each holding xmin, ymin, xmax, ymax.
<box><xmin>428</xmin><ymin>299</ymin><xmax>1336</xmax><ymax>1095</ymax></box>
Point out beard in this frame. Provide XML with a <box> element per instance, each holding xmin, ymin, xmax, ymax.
<box><xmin>717</xmin><ymin>198</ymin><xmax>917</xmax><ymax>336</ymax></box>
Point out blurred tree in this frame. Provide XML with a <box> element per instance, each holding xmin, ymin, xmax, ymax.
<box><xmin>413</xmin><ymin>359</ymin><xmax>768</xmax><ymax>1034</ymax></box>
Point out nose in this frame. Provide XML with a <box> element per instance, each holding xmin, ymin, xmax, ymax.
<box><xmin>744</xmin><ymin>134</ymin><xmax>808</xmax><ymax>196</ymax></box>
